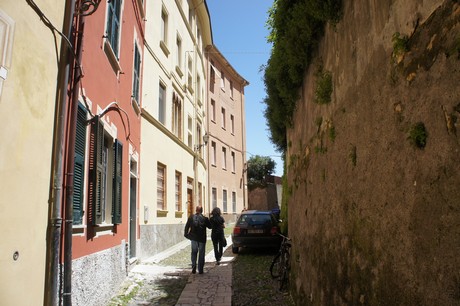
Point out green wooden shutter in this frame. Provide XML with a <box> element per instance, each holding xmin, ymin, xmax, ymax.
<box><xmin>73</xmin><ymin>104</ymin><xmax>87</xmax><ymax>225</ymax></box>
<box><xmin>88</xmin><ymin>116</ymin><xmax>104</xmax><ymax>225</ymax></box>
<box><xmin>112</xmin><ymin>139</ymin><xmax>123</xmax><ymax>224</ymax></box>
<box><xmin>133</xmin><ymin>45</ymin><xmax>141</xmax><ymax>102</ymax></box>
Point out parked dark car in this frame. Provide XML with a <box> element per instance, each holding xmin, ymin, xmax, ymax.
<box><xmin>231</xmin><ymin>210</ymin><xmax>282</xmax><ymax>253</ymax></box>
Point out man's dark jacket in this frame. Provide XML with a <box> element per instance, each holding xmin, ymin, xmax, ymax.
<box><xmin>184</xmin><ymin>213</ymin><xmax>211</xmax><ymax>243</ymax></box>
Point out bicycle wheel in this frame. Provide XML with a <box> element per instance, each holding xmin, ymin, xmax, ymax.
<box><xmin>279</xmin><ymin>250</ymin><xmax>290</xmax><ymax>290</ymax></box>
<box><xmin>269</xmin><ymin>253</ymin><xmax>281</xmax><ymax>278</ymax></box>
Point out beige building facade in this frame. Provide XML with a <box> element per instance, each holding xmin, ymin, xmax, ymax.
<box><xmin>205</xmin><ymin>45</ymin><xmax>248</xmax><ymax>222</ymax></box>
<box><xmin>139</xmin><ymin>0</ymin><xmax>212</xmax><ymax>258</ymax></box>
<box><xmin>0</xmin><ymin>1</ymin><xmax>65</xmax><ymax>304</ymax></box>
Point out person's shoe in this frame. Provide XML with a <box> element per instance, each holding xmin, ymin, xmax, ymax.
<box><xmin>192</xmin><ymin>267</ymin><xmax>196</xmax><ymax>274</ymax></box>
<box><xmin>198</xmin><ymin>271</ymin><xmax>204</xmax><ymax>274</ymax></box>
<box><xmin>216</xmin><ymin>260</ymin><xmax>221</xmax><ymax>265</ymax></box>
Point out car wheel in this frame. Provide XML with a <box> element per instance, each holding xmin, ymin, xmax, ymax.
<box><xmin>232</xmin><ymin>246</ymin><xmax>239</xmax><ymax>254</ymax></box>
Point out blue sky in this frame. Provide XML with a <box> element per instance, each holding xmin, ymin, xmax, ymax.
<box><xmin>206</xmin><ymin>0</ymin><xmax>283</xmax><ymax>176</ymax></box>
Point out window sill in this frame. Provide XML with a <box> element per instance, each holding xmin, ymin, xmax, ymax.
<box><xmin>103</xmin><ymin>39</ymin><xmax>122</xmax><ymax>74</ymax></box>
<box><xmin>160</xmin><ymin>40</ymin><xmax>170</xmax><ymax>56</ymax></box>
<box><xmin>94</xmin><ymin>223</ymin><xmax>114</xmax><ymax>229</ymax></box>
<box><xmin>132</xmin><ymin>97</ymin><xmax>141</xmax><ymax>116</ymax></box>
<box><xmin>187</xmin><ymin>84</ymin><xmax>194</xmax><ymax>94</ymax></box>
<box><xmin>157</xmin><ymin>210</ymin><xmax>168</xmax><ymax>217</ymax></box>
<box><xmin>72</xmin><ymin>225</ymin><xmax>85</xmax><ymax>235</ymax></box>
<box><xmin>175</xmin><ymin>211</ymin><xmax>184</xmax><ymax>218</ymax></box>
<box><xmin>175</xmin><ymin>65</ymin><xmax>183</xmax><ymax>77</ymax></box>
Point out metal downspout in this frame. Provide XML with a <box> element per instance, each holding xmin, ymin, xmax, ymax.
<box><xmin>44</xmin><ymin>0</ymin><xmax>76</xmax><ymax>305</ymax></box>
<box><xmin>240</xmin><ymin>86</ymin><xmax>247</xmax><ymax>210</ymax></box>
<box><xmin>205</xmin><ymin>55</ymin><xmax>211</xmax><ymax>215</ymax></box>
<box><xmin>63</xmin><ymin>11</ymin><xmax>85</xmax><ymax>306</ymax></box>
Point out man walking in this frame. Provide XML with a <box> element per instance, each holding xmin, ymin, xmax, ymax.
<box><xmin>184</xmin><ymin>206</ymin><xmax>211</xmax><ymax>274</ymax></box>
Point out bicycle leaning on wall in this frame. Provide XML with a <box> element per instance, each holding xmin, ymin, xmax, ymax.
<box><xmin>269</xmin><ymin>233</ymin><xmax>292</xmax><ymax>290</ymax></box>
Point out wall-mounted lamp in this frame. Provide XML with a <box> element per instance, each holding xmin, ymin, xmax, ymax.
<box><xmin>194</xmin><ymin>133</ymin><xmax>209</xmax><ymax>151</ymax></box>
<box><xmin>78</xmin><ymin>0</ymin><xmax>103</xmax><ymax>16</ymax></box>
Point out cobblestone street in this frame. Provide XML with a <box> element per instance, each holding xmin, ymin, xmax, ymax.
<box><xmin>108</xmin><ymin>237</ymin><xmax>233</xmax><ymax>306</ymax></box>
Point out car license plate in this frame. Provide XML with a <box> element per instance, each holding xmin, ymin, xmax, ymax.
<box><xmin>248</xmin><ymin>229</ymin><xmax>263</xmax><ymax>234</ymax></box>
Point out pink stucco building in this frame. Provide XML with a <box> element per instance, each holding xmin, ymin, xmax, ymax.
<box><xmin>205</xmin><ymin>45</ymin><xmax>249</xmax><ymax>222</ymax></box>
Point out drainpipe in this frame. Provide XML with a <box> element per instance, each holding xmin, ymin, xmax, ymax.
<box><xmin>63</xmin><ymin>11</ymin><xmax>85</xmax><ymax>305</ymax></box>
<box><xmin>240</xmin><ymin>84</ymin><xmax>247</xmax><ymax>210</ymax></box>
<box><xmin>44</xmin><ymin>0</ymin><xmax>76</xmax><ymax>305</ymax></box>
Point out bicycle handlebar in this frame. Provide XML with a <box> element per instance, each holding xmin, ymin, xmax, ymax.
<box><xmin>277</xmin><ymin>232</ymin><xmax>291</xmax><ymax>241</ymax></box>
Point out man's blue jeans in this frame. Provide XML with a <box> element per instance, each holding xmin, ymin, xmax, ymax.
<box><xmin>191</xmin><ymin>240</ymin><xmax>206</xmax><ymax>273</ymax></box>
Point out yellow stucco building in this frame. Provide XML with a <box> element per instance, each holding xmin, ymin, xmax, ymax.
<box><xmin>0</xmin><ymin>0</ymin><xmax>65</xmax><ymax>304</ymax></box>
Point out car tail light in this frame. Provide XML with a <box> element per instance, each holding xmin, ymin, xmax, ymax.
<box><xmin>233</xmin><ymin>226</ymin><xmax>241</xmax><ymax>235</ymax></box>
<box><xmin>270</xmin><ymin>227</ymin><xmax>278</xmax><ymax>235</ymax></box>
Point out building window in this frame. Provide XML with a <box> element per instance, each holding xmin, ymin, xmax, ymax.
<box><xmin>159</xmin><ymin>82</ymin><xmax>166</xmax><ymax>124</ymax></box>
<box><xmin>106</xmin><ymin>0</ymin><xmax>122</xmax><ymax>58</ymax></box>
<box><xmin>187</xmin><ymin>115</ymin><xmax>193</xmax><ymax>147</ymax></box>
<box><xmin>196</xmin><ymin>123</ymin><xmax>203</xmax><ymax>155</ymax></box>
<box><xmin>220</xmin><ymin>71</ymin><xmax>225</xmax><ymax>90</ymax></box>
<box><xmin>172</xmin><ymin>92</ymin><xmax>182</xmax><ymax>139</ymax></box>
<box><xmin>221</xmin><ymin>107</ymin><xmax>226</xmax><ymax>129</ymax></box>
<box><xmin>222</xmin><ymin>147</ymin><xmax>227</xmax><ymax>170</ymax></box>
<box><xmin>175</xmin><ymin>171</ymin><xmax>182</xmax><ymax>211</ymax></box>
<box><xmin>198</xmin><ymin>182</ymin><xmax>203</xmax><ymax>206</ymax></box>
<box><xmin>196</xmin><ymin>75</ymin><xmax>201</xmax><ymax>104</ymax></box>
<box><xmin>188</xmin><ymin>2</ymin><xmax>194</xmax><ymax>28</ymax></box>
<box><xmin>132</xmin><ymin>43</ymin><xmax>141</xmax><ymax>104</ymax></box>
<box><xmin>210</xmin><ymin>99</ymin><xmax>216</xmax><ymax>122</ymax></box>
<box><xmin>210</xmin><ymin>61</ymin><xmax>215</xmax><ymax>93</ymax></box>
<box><xmin>73</xmin><ymin>104</ymin><xmax>87</xmax><ymax>225</ymax></box>
<box><xmin>197</xmin><ymin>27</ymin><xmax>202</xmax><ymax>52</ymax></box>
<box><xmin>88</xmin><ymin>116</ymin><xmax>123</xmax><ymax>225</ymax></box>
<box><xmin>212</xmin><ymin>187</ymin><xmax>217</xmax><ymax>208</ymax></box>
<box><xmin>157</xmin><ymin>163</ymin><xmax>166</xmax><ymax>210</ymax></box>
<box><xmin>231</xmin><ymin>151</ymin><xmax>236</xmax><ymax>173</ymax></box>
<box><xmin>0</xmin><ymin>10</ymin><xmax>15</xmax><ymax>99</ymax></box>
<box><xmin>161</xmin><ymin>8</ymin><xmax>168</xmax><ymax>45</ymax></box>
<box><xmin>232</xmin><ymin>192</ymin><xmax>236</xmax><ymax>213</ymax></box>
<box><xmin>187</xmin><ymin>55</ymin><xmax>193</xmax><ymax>93</ymax></box>
<box><xmin>223</xmin><ymin>189</ymin><xmax>227</xmax><ymax>213</ymax></box>
<box><xmin>230</xmin><ymin>115</ymin><xmax>234</xmax><ymax>134</ymax></box>
<box><xmin>211</xmin><ymin>141</ymin><xmax>216</xmax><ymax>166</ymax></box>
<box><xmin>176</xmin><ymin>35</ymin><xmax>182</xmax><ymax>72</ymax></box>
<box><xmin>229</xmin><ymin>80</ymin><xmax>233</xmax><ymax>98</ymax></box>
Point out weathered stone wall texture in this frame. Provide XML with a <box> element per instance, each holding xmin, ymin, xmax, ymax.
<box><xmin>287</xmin><ymin>0</ymin><xmax>460</xmax><ymax>305</ymax></box>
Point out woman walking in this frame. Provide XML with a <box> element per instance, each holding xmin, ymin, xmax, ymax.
<box><xmin>209</xmin><ymin>207</ymin><xmax>226</xmax><ymax>264</ymax></box>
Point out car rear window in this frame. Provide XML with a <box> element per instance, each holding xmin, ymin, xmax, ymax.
<box><xmin>238</xmin><ymin>214</ymin><xmax>272</xmax><ymax>225</ymax></box>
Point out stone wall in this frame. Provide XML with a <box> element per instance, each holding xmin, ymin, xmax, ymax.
<box><xmin>286</xmin><ymin>0</ymin><xmax>460</xmax><ymax>305</ymax></box>
<box><xmin>72</xmin><ymin>243</ymin><xmax>126</xmax><ymax>306</ymax></box>
<box><xmin>139</xmin><ymin>223</ymin><xmax>185</xmax><ymax>260</ymax></box>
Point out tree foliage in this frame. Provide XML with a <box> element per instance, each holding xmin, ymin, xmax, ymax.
<box><xmin>247</xmin><ymin>155</ymin><xmax>276</xmax><ymax>190</ymax></box>
<box><xmin>263</xmin><ymin>0</ymin><xmax>343</xmax><ymax>152</ymax></box>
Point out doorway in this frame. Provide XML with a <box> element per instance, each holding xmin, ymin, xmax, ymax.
<box><xmin>187</xmin><ymin>178</ymin><xmax>193</xmax><ymax>217</ymax></box>
<box><xmin>129</xmin><ymin>159</ymin><xmax>138</xmax><ymax>259</ymax></box>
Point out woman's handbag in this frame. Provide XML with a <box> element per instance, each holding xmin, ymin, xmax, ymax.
<box><xmin>222</xmin><ymin>236</ymin><xmax>227</xmax><ymax>247</ymax></box>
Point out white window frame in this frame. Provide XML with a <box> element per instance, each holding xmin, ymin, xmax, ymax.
<box><xmin>221</xmin><ymin>107</ymin><xmax>226</xmax><ymax>130</ymax></box>
<box><xmin>211</xmin><ymin>141</ymin><xmax>216</xmax><ymax>166</ymax></box>
<box><xmin>158</xmin><ymin>82</ymin><xmax>166</xmax><ymax>124</ymax></box>
<box><xmin>157</xmin><ymin>163</ymin><xmax>167</xmax><ymax>211</ymax></box>
<box><xmin>222</xmin><ymin>147</ymin><xmax>227</xmax><ymax>170</ymax></box>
